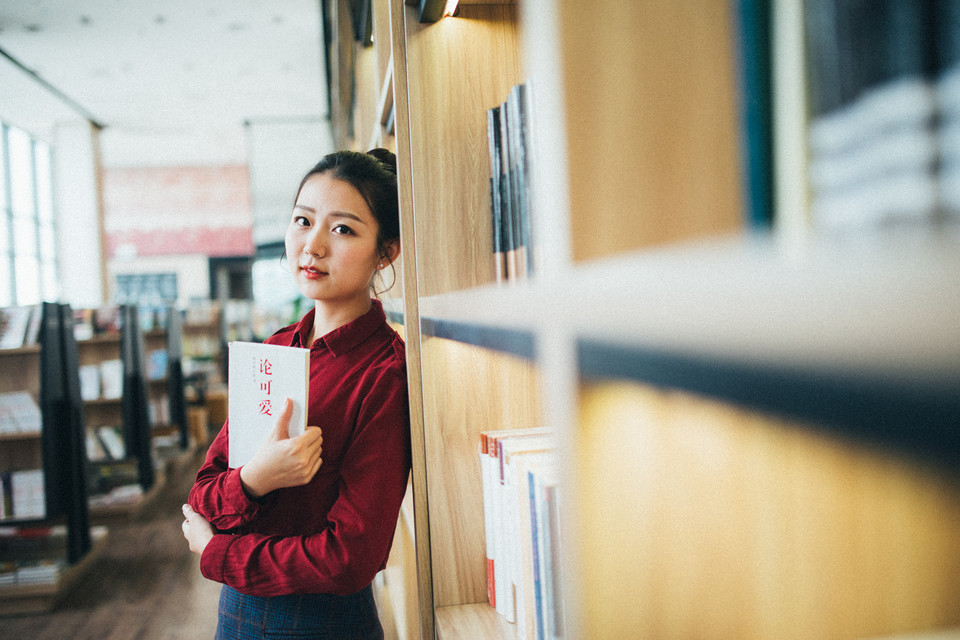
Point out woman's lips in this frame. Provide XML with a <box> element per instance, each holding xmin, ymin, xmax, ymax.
<box><xmin>301</xmin><ymin>265</ymin><xmax>327</xmax><ymax>279</ymax></box>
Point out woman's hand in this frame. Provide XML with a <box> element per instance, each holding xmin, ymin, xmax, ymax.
<box><xmin>181</xmin><ymin>503</ymin><xmax>214</xmax><ymax>555</ymax></box>
<box><xmin>239</xmin><ymin>397</ymin><xmax>324</xmax><ymax>499</ymax></box>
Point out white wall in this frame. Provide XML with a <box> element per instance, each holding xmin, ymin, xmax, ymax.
<box><xmin>246</xmin><ymin>119</ymin><xmax>334</xmax><ymax>247</ymax></box>
<box><xmin>53</xmin><ymin>120</ymin><xmax>106</xmax><ymax>308</ymax></box>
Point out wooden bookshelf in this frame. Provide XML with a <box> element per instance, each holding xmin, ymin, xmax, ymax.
<box><xmin>0</xmin><ymin>526</ymin><xmax>108</xmax><ymax>617</ymax></box>
<box><xmin>78</xmin><ymin>306</ymin><xmax>183</xmax><ymax>522</ymax></box>
<box><xmin>326</xmin><ymin>1</ymin><xmax>960</xmax><ymax>638</ymax></box>
<box><xmin>0</xmin><ymin>303</ymin><xmax>98</xmax><ymax>616</ymax></box>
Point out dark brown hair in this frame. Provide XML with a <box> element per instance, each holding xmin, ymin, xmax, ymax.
<box><xmin>295</xmin><ymin>148</ymin><xmax>400</xmax><ymax>260</ymax></box>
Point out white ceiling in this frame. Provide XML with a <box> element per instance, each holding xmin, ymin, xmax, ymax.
<box><xmin>0</xmin><ymin>0</ymin><xmax>330</xmax><ymax>167</ymax></box>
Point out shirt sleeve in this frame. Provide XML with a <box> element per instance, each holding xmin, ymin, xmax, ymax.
<box><xmin>188</xmin><ymin>420</ymin><xmax>268</xmax><ymax>530</ymax></box>
<box><xmin>198</xmin><ymin>365</ymin><xmax>412</xmax><ymax>596</ymax></box>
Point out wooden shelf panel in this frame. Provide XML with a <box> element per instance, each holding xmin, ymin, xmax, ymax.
<box><xmin>416</xmin><ymin>228</ymin><xmax>960</xmax><ymax>459</ymax></box>
<box><xmin>419</xmin><ymin>337</ymin><xmax>541</xmax><ymax>608</ymax></box>
<box><xmin>0</xmin><ymin>345</ymin><xmax>41</xmax><ymax>356</ymax></box>
<box><xmin>0</xmin><ymin>431</ymin><xmax>41</xmax><ymax>442</ymax></box>
<box><xmin>419</xmin><ymin>227</ymin><xmax>960</xmax><ymax>389</ymax></box>
<box><xmin>435</xmin><ymin>603</ymin><xmax>518</xmax><ymax>640</ymax></box>
<box><xmin>573</xmin><ymin>380</ymin><xmax>960</xmax><ymax>638</ymax></box>
<box><xmin>404</xmin><ymin>3</ymin><xmax>522</xmax><ymax>297</ymax></box>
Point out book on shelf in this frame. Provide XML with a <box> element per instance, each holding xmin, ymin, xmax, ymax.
<box><xmin>478</xmin><ymin>427</ymin><xmax>558</xmax><ymax>635</ymax></box>
<box><xmin>0</xmin><ymin>559</ymin><xmax>65</xmax><ymax>587</ymax></box>
<box><xmin>73</xmin><ymin>308</ymin><xmax>96</xmax><ymax>341</ymax></box>
<box><xmin>93</xmin><ymin>305</ymin><xmax>122</xmax><ymax>334</ymax></box>
<box><xmin>149</xmin><ymin>394</ymin><xmax>170</xmax><ymax>428</ymax></box>
<box><xmin>487</xmin><ymin>82</ymin><xmax>534</xmax><ymax>283</ymax></box>
<box><xmin>85</xmin><ymin>429</ymin><xmax>108</xmax><ymax>461</ymax></box>
<box><xmin>934</xmin><ymin>0</ymin><xmax>960</xmax><ymax>218</ymax></box>
<box><xmin>99</xmin><ymin>359</ymin><xmax>124</xmax><ymax>400</ymax></box>
<box><xmin>802</xmin><ymin>0</ymin><xmax>948</xmax><ymax>230</ymax></box>
<box><xmin>487</xmin><ymin>105</ymin><xmax>506</xmax><ymax>282</ymax></box>
<box><xmin>90</xmin><ymin>425</ymin><xmax>127</xmax><ymax>460</ymax></box>
<box><xmin>481</xmin><ymin>428</ymin><xmax>548</xmax><ymax>611</ymax></box>
<box><xmin>0</xmin><ymin>305</ymin><xmax>36</xmax><ymax>350</ymax></box>
<box><xmin>499</xmin><ymin>98</ymin><xmax>518</xmax><ymax>281</ymax></box>
<box><xmin>509</xmin><ymin>83</ymin><xmax>532</xmax><ymax>278</ymax></box>
<box><xmin>0</xmin><ymin>469</ymin><xmax>46</xmax><ymax>521</ymax></box>
<box><xmin>78</xmin><ymin>365</ymin><xmax>101</xmax><ymax>401</ymax></box>
<box><xmin>227</xmin><ymin>341</ymin><xmax>309</xmax><ymax>469</ymax></box>
<box><xmin>148</xmin><ymin>348</ymin><xmax>168</xmax><ymax>381</ymax></box>
<box><xmin>0</xmin><ymin>391</ymin><xmax>42</xmax><ymax>435</ymax></box>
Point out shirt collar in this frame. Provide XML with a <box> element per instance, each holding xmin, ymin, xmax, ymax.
<box><xmin>293</xmin><ymin>299</ymin><xmax>387</xmax><ymax>356</ymax></box>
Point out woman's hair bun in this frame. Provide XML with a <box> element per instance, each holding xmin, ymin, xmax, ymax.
<box><xmin>367</xmin><ymin>148</ymin><xmax>397</xmax><ymax>174</ymax></box>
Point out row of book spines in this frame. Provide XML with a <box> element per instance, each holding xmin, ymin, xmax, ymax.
<box><xmin>803</xmin><ymin>0</ymin><xmax>959</xmax><ymax>118</ymax></box>
<box><xmin>479</xmin><ymin>427</ymin><xmax>563</xmax><ymax>640</ymax></box>
<box><xmin>487</xmin><ymin>82</ymin><xmax>533</xmax><ymax>283</ymax></box>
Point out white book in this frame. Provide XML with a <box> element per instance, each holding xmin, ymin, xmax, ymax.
<box><xmin>11</xmin><ymin>469</ymin><xmax>45</xmax><ymax>519</ymax></box>
<box><xmin>99</xmin><ymin>359</ymin><xmax>124</xmax><ymax>399</ymax></box>
<box><xmin>79</xmin><ymin>365</ymin><xmax>101</xmax><ymax>401</ymax></box>
<box><xmin>228</xmin><ymin>341</ymin><xmax>309</xmax><ymax>469</ymax></box>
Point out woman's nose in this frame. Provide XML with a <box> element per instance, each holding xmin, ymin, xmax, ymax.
<box><xmin>304</xmin><ymin>230</ymin><xmax>326</xmax><ymax>257</ymax></box>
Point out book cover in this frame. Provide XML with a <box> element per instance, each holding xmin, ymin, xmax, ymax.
<box><xmin>99</xmin><ymin>359</ymin><xmax>124</xmax><ymax>399</ymax></box>
<box><xmin>228</xmin><ymin>341</ymin><xmax>309</xmax><ymax>469</ymax></box>
<box><xmin>78</xmin><ymin>365</ymin><xmax>101</xmax><ymax>401</ymax></box>
<box><xmin>0</xmin><ymin>391</ymin><xmax>42</xmax><ymax>434</ymax></box>
<box><xmin>0</xmin><ymin>306</ymin><xmax>33</xmax><ymax>350</ymax></box>
<box><xmin>10</xmin><ymin>469</ymin><xmax>45</xmax><ymax>520</ymax></box>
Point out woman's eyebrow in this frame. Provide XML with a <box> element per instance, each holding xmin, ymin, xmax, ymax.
<box><xmin>294</xmin><ymin>204</ymin><xmax>368</xmax><ymax>225</ymax></box>
<box><xmin>329</xmin><ymin>211</ymin><xmax>368</xmax><ymax>225</ymax></box>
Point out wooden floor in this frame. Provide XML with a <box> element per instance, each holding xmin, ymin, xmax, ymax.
<box><xmin>2</xmin><ymin>451</ymin><xmax>222</xmax><ymax>640</ymax></box>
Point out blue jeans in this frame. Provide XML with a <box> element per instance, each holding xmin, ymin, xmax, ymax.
<box><xmin>215</xmin><ymin>584</ymin><xmax>384</xmax><ymax>640</ymax></box>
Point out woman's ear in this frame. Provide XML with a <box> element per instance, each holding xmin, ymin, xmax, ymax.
<box><xmin>381</xmin><ymin>240</ymin><xmax>400</xmax><ymax>266</ymax></box>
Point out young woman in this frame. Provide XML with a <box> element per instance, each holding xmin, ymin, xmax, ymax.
<box><xmin>181</xmin><ymin>148</ymin><xmax>410</xmax><ymax>639</ymax></box>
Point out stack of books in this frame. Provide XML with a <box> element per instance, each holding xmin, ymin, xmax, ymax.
<box><xmin>0</xmin><ymin>392</ymin><xmax>42</xmax><ymax>436</ymax></box>
<box><xmin>804</xmin><ymin>0</ymin><xmax>960</xmax><ymax>229</ymax></box>
<box><xmin>479</xmin><ymin>427</ymin><xmax>563</xmax><ymax>640</ymax></box>
<box><xmin>0</xmin><ymin>305</ymin><xmax>42</xmax><ymax>350</ymax></box>
<box><xmin>487</xmin><ymin>83</ymin><xmax>534</xmax><ymax>283</ymax></box>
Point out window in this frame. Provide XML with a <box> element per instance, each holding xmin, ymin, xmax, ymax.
<box><xmin>0</xmin><ymin>122</ymin><xmax>58</xmax><ymax>306</ymax></box>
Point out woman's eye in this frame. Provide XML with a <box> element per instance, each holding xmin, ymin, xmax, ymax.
<box><xmin>332</xmin><ymin>224</ymin><xmax>355</xmax><ymax>236</ymax></box>
<box><xmin>293</xmin><ymin>215</ymin><xmax>310</xmax><ymax>227</ymax></box>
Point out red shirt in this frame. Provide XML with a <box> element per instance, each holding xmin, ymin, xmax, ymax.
<box><xmin>188</xmin><ymin>300</ymin><xmax>411</xmax><ymax>596</ymax></box>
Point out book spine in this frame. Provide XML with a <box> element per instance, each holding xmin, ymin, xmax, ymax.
<box><xmin>479</xmin><ymin>433</ymin><xmax>497</xmax><ymax>608</ymax></box>
<box><xmin>488</xmin><ymin>107</ymin><xmax>505</xmax><ymax>282</ymax></box>
<box><xmin>500</xmin><ymin>100</ymin><xmax>517</xmax><ymax>281</ymax></box>
<box><xmin>529</xmin><ymin>468</ymin><xmax>544</xmax><ymax>640</ymax></box>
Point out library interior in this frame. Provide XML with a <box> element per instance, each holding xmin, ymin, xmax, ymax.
<box><xmin>1</xmin><ymin>1</ymin><xmax>959</xmax><ymax>639</ymax></box>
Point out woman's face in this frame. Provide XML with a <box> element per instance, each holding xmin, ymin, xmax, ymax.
<box><xmin>285</xmin><ymin>172</ymin><xmax>382</xmax><ymax>307</ymax></box>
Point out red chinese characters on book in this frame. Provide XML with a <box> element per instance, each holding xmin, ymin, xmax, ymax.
<box><xmin>257</xmin><ymin>358</ymin><xmax>273</xmax><ymax>416</ymax></box>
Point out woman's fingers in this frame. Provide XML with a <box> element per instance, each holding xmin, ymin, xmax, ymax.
<box><xmin>269</xmin><ymin>398</ymin><xmax>295</xmax><ymax>440</ymax></box>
